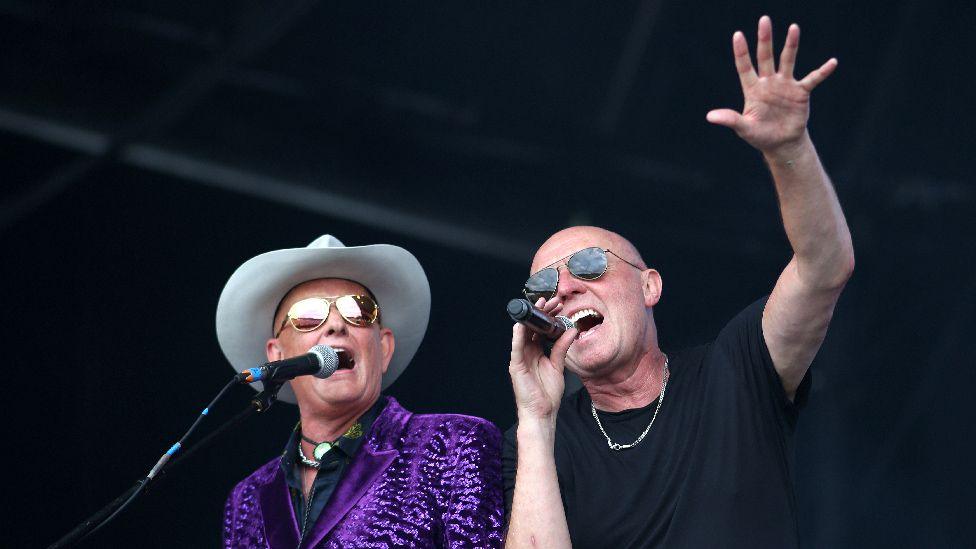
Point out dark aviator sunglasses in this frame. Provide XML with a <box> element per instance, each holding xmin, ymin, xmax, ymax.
<box><xmin>523</xmin><ymin>247</ymin><xmax>644</xmax><ymax>303</ymax></box>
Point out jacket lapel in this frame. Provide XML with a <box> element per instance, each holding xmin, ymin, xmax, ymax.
<box><xmin>300</xmin><ymin>397</ymin><xmax>411</xmax><ymax>548</ymax></box>
<box><xmin>257</xmin><ymin>465</ymin><xmax>301</xmax><ymax>548</ymax></box>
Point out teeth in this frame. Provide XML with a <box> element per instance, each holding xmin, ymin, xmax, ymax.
<box><xmin>336</xmin><ymin>349</ymin><xmax>355</xmax><ymax>369</ymax></box>
<box><xmin>570</xmin><ymin>308</ymin><xmax>602</xmax><ymax>323</ymax></box>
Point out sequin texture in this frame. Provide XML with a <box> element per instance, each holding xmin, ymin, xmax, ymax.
<box><xmin>223</xmin><ymin>397</ymin><xmax>504</xmax><ymax>548</ymax></box>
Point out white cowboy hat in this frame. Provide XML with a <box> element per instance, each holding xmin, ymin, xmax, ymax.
<box><xmin>215</xmin><ymin>235</ymin><xmax>431</xmax><ymax>404</ymax></box>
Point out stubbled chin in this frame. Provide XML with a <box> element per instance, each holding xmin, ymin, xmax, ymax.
<box><xmin>568</xmin><ymin>323</ymin><xmax>609</xmax><ymax>365</ymax></box>
<box><xmin>310</xmin><ymin>379</ymin><xmax>368</xmax><ymax>405</ymax></box>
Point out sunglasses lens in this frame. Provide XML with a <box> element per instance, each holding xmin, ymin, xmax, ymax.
<box><xmin>289</xmin><ymin>298</ymin><xmax>329</xmax><ymax>331</ymax></box>
<box><xmin>336</xmin><ymin>295</ymin><xmax>379</xmax><ymax>326</ymax></box>
<box><xmin>524</xmin><ymin>268</ymin><xmax>558</xmax><ymax>302</ymax></box>
<box><xmin>568</xmin><ymin>247</ymin><xmax>608</xmax><ymax>280</ymax></box>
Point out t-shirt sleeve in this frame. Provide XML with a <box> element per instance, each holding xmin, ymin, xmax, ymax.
<box><xmin>714</xmin><ymin>295</ymin><xmax>812</xmax><ymax>429</ymax></box>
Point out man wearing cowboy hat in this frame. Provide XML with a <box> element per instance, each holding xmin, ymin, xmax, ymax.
<box><xmin>218</xmin><ymin>235</ymin><xmax>504</xmax><ymax>548</ymax></box>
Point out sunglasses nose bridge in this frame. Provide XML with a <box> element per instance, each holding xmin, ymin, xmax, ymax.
<box><xmin>317</xmin><ymin>299</ymin><xmax>349</xmax><ymax>336</ymax></box>
<box><xmin>555</xmin><ymin>265</ymin><xmax>589</xmax><ymax>299</ymax></box>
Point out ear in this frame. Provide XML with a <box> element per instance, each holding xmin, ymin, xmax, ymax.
<box><xmin>266</xmin><ymin>337</ymin><xmax>284</xmax><ymax>362</ymax></box>
<box><xmin>642</xmin><ymin>268</ymin><xmax>663</xmax><ymax>307</ymax></box>
<box><xmin>378</xmin><ymin>327</ymin><xmax>395</xmax><ymax>375</ymax></box>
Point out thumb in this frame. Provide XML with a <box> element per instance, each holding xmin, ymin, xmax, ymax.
<box><xmin>706</xmin><ymin>109</ymin><xmax>743</xmax><ymax>130</ymax></box>
<box><xmin>548</xmin><ymin>326</ymin><xmax>579</xmax><ymax>373</ymax></box>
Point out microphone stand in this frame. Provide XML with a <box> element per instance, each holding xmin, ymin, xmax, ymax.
<box><xmin>48</xmin><ymin>381</ymin><xmax>285</xmax><ymax>549</ymax></box>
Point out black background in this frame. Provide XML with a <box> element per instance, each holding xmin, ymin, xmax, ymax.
<box><xmin>2</xmin><ymin>1</ymin><xmax>974</xmax><ymax>547</ymax></box>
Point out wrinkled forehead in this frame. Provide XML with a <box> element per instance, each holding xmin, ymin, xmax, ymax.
<box><xmin>531</xmin><ymin>239</ymin><xmax>607</xmax><ymax>272</ymax></box>
<box><xmin>531</xmin><ymin>228</ymin><xmax>641</xmax><ymax>272</ymax></box>
<box><xmin>285</xmin><ymin>278</ymin><xmax>369</xmax><ymax>300</ymax></box>
<box><xmin>274</xmin><ymin>278</ymin><xmax>371</xmax><ymax>321</ymax></box>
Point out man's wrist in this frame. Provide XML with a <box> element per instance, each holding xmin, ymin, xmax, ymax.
<box><xmin>762</xmin><ymin>130</ymin><xmax>814</xmax><ymax>166</ymax></box>
<box><xmin>516</xmin><ymin>415</ymin><xmax>558</xmax><ymax>447</ymax></box>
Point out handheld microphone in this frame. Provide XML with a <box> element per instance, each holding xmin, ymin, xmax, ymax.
<box><xmin>507</xmin><ymin>298</ymin><xmax>575</xmax><ymax>341</ymax></box>
<box><xmin>239</xmin><ymin>344</ymin><xmax>339</xmax><ymax>384</ymax></box>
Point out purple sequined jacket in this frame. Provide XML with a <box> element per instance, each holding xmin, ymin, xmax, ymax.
<box><xmin>223</xmin><ymin>397</ymin><xmax>504</xmax><ymax>548</ymax></box>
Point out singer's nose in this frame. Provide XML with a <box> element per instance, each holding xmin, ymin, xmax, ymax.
<box><xmin>321</xmin><ymin>305</ymin><xmax>348</xmax><ymax>336</ymax></box>
<box><xmin>556</xmin><ymin>269</ymin><xmax>586</xmax><ymax>300</ymax></box>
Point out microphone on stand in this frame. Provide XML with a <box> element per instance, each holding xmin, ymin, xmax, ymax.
<box><xmin>238</xmin><ymin>344</ymin><xmax>339</xmax><ymax>383</ymax></box>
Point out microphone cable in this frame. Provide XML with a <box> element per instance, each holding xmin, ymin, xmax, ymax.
<box><xmin>51</xmin><ymin>345</ymin><xmax>333</xmax><ymax>547</ymax></box>
<box><xmin>73</xmin><ymin>376</ymin><xmax>241</xmax><ymax>545</ymax></box>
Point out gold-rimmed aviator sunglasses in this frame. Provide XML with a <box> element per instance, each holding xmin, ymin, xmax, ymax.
<box><xmin>274</xmin><ymin>295</ymin><xmax>380</xmax><ymax>337</ymax></box>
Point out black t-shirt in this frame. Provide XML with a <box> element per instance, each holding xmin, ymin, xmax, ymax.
<box><xmin>503</xmin><ymin>297</ymin><xmax>811</xmax><ymax>548</ymax></box>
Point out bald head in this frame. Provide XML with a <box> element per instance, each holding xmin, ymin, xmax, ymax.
<box><xmin>531</xmin><ymin>226</ymin><xmax>647</xmax><ymax>273</ymax></box>
<box><xmin>527</xmin><ymin>226</ymin><xmax>663</xmax><ymax>383</ymax></box>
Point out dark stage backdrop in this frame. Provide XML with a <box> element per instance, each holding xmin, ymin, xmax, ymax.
<box><xmin>4</xmin><ymin>161</ymin><xmax>974</xmax><ymax>548</ymax></box>
<box><xmin>2</xmin><ymin>1</ymin><xmax>975</xmax><ymax>547</ymax></box>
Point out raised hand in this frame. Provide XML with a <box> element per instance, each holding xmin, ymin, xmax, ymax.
<box><xmin>706</xmin><ymin>15</ymin><xmax>837</xmax><ymax>156</ymax></box>
<box><xmin>508</xmin><ymin>297</ymin><xmax>578</xmax><ymax>423</ymax></box>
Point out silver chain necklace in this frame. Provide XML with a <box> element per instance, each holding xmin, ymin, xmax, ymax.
<box><xmin>297</xmin><ymin>442</ymin><xmax>323</xmax><ymax>468</ymax></box>
<box><xmin>590</xmin><ymin>355</ymin><xmax>669</xmax><ymax>451</ymax></box>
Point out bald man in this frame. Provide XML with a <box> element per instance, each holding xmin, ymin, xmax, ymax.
<box><xmin>503</xmin><ymin>16</ymin><xmax>853</xmax><ymax>549</ymax></box>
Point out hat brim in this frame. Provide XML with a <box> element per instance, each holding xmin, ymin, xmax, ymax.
<box><xmin>216</xmin><ymin>242</ymin><xmax>430</xmax><ymax>404</ymax></box>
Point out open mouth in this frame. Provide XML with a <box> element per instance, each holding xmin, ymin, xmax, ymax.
<box><xmin>335</xmin><ymin>349</ymin><xmax>356</xmax><ymax>370</ymax></box>
<box><xmin>569</xmin><ymin>309</ymin><xmax>604</xmax><ymax>339</ymax></box>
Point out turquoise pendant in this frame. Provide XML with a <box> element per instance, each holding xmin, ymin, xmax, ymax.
<box><xmin>313</xmin><ymin>442</ymin><xmax>333</xmax><ymax>460</ymax></box>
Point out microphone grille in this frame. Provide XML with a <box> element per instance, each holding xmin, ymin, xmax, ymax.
<box><xmin>555</xmin><ymin>315</ymin><xmax>575</xmax><ymax>330</ymax></box>
<box><xmin>308</xmin><ymin>344</ymin><xmax>339</xmax><ymax>378</ymax></box>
